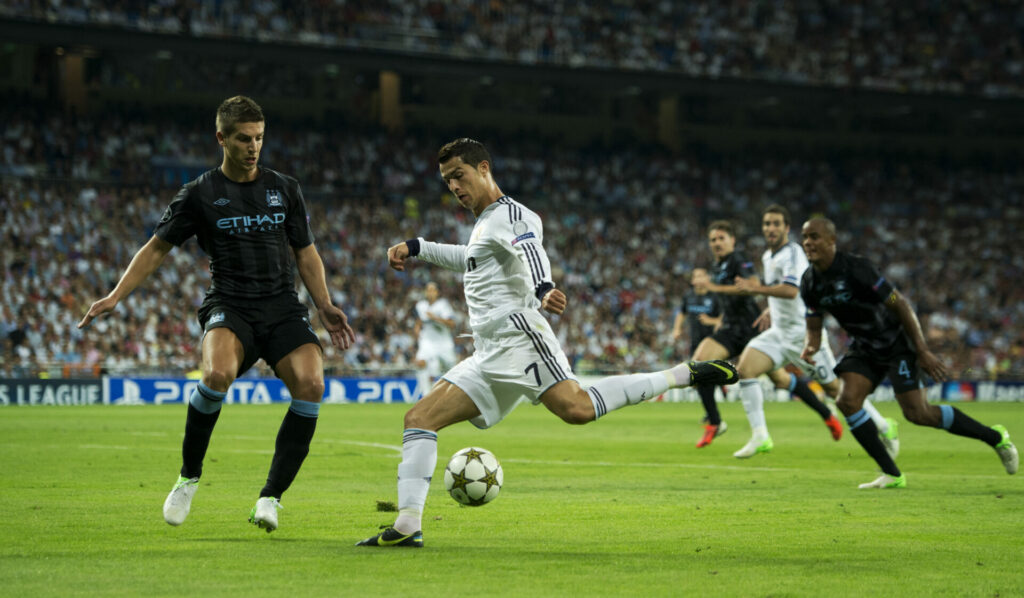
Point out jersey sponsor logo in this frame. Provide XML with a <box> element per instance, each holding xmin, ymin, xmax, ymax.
<box><xmin>208</xmin><ymin>312</ymin><xmax>226</xmax><ymax>325</ymax></box>
<box><xmin>510</xmin><ymin>232</ymin><xmax>536</xmax><ymax>246</ymax></box>
<box><xmin>159</xmin><ymin>206</ymin><xmax>172</xmax><ymax>223</ymax></box>
<box><xmin>820</xmin><ymin>292</ymin><xmax>852</xmax><ymax>306</ymax></box>
<box><xmin>216</xmin><ymin>212</ymin><xmax>285</xmax><ymax>233</ymax></box>
<box><xmin>266</xmin><ymin>188</ymin><xmax>282</xmax><ymax>207</ymax></box>
<box><xmin>214</xmin><ymin>197</ymin><xmax>231</xmax><ymax>206</ymax></box>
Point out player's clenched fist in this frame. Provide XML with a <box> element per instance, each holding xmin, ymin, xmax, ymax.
<box><xmin>541</xmin><ymin>289</ymin><xmax>567</xmax><ymax>315</ymax></box>
<box><xmin>387</xmin><ymin>242</ymin><xmax>410</xmax><ymax>271</ymax></box>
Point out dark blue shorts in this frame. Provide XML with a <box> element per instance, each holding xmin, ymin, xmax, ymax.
<box><xmin>197</xmin><ymin>292</ymin><xmax>321</xmax><ymax>376</ymax></box>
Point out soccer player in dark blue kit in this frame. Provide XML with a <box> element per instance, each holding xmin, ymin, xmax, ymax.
<box><xmin>79</xmin><ymin>96</ymin><xmax>356</xmax><ymax>529</ymax></box>
<box><xmin>687</xmin><ymin>221</ymin><xmax>761</xmax><ymax>447</ymax></box>
<box><xmin>672</xmin><ymin>267</ymin><xmax>722</xmax><ymax>355</ymax></box>
<box><xmin>799</xmin><ymin>217</ymin><xmax>1017</xmax><ymax>488</ymax></box>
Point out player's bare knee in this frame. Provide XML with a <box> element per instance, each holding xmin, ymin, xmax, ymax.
<box><xmin>554</xmin><ymin>393</ymin><xmax>595</xmax><ymax>425</ymax></box>
<box><xmin>558</xmin><ymin>402</ymin><xmax>595</xmax><ymax>425</ymax></box>
<box><xmin>834</xmin><ymin>393</ymin><xmax>861</xmax><ymax>416</ymax></box>
<box><xmin>737</xmin><ymin>363</ymin><xmax>761</xmax><ymax>380</ymax></box>
<box><xmin>202</xmin><ymin>368</ymin><xmax>234</xmax><ymax>393</ymax></box>
<box><xmin>404</xmin><ymin>408</ymin><xmax>437</xmax><ymax>431</ymax></box>
<box><xmin>292</xmin><ymin>376</ymin><xmax>324</xmax><ymax>403</ymax></box>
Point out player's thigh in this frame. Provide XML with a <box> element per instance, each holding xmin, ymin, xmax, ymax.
<box><xmin>693</xmin><ymin>336</ymin><xmax>730</xmax><ymax>361</ymax></box>
<box><xmin>736</xmin><ymin>343</ymin><xmax>776</xmax><ymax>379</ymax></box>
<box><xmin>201</xmin><ymin>327</ymin><xmax>245</xmax><ymax>390</ymax></box>
<box><xmin>274</xmin><ymin>343</ymin><xmax>325</xmax><ymax>403</ymax></box>
<box><xmin>539</xmin><ymin>379</ymin><xmax>593</xmax><ymax>425</ymax></box>
<box><xmin>405</xmin><ymin>380</ymin><xmax>481</xmax><ymax>432</ymax></box>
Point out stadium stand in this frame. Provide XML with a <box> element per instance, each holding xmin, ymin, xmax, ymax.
<box><xmin>3</xmin><ymin>1</ymin><xmax>1023</xmax><ymax>97</ymax></box>
<box><xmin>3</xmin><ymin>98</ymin><xmax>1022</xmax><ymax>380</ymax></box>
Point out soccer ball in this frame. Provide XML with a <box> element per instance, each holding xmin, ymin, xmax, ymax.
<box><xmin>443</xmin><ymin>446</ymin><xmax>503</xmax><ymax>506</ymax></box>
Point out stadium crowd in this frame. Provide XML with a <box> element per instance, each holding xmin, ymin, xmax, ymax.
<box><xmin>3</xmin><ymin>0</ymin><xmax>1023</xmax><ymax>98</ymax></box>
<box><xmin>2</xmin><ymin>103</ymin><xmax>1023</xmax><ymax>381</ymax></box>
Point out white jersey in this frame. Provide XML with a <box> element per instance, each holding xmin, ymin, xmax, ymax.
<box><xmin>762</xmin><ymin>241</ymin><xmax>809</xmax><ymax>337</ymax></box>
<box><xmin>416</xmin><ymin>196</ymin><xmax>554</xmax><ymax>335</ymax></box>
<box><xmin>415</xmin><ymin>297</ymin><xmax>455</xmax><ymax>346</ymax></box>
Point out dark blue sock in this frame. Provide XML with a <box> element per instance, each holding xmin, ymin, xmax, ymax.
<box><xmin>847</xmin><ymin>409</ymin><xmax>900</xmax><ymax>477</ymax></box>
<box><xmin>940</xmin><ymin>405</ymin><xmax>1001</xmax><ymax>446</ymax></box>
<box><xmin>698</xmin><ymin>384</ymin><xmax>721</xmax><ymax>426</ymax></box>
<box><xmin>260</xmin><ymin>400</ymin><xmax>320</xmax><ymax>499</ymax></box>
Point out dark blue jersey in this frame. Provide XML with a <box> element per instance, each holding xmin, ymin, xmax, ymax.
<box><xmin>800</xmin><ymin>251</ymin><xmax>905</xmax><ymax>351</ymax></box>
<box><xmin>153</xmin><ymin>167</ymin><xmax>313</xmax><ymax>299</ymax></box>
<box><xmin>680</xmin><ymin>290</ymin><xmax>720</xmax><ymax>343</ymax></box>
<box><xmin>712</xmin><ymin>251</ymin><xmax>761</xmax><ymax>328</ymax></box>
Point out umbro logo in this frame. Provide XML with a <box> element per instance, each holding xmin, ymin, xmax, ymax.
<box><xmin>214</xmin><ymin>198</ymin><xmax>231</xmax><ymax>206</ymax></box>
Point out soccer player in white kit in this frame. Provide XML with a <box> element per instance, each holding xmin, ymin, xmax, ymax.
<box><xmin>731</xmin><ymin>205</ymin><xmax>899</xmax><ymax>459</ymax></box>
<box><xmin>413</xmin><ymin>282</ymin><xmax>457</xmax><ymax>395</ymax></box>
<box><xmin>357</xmin><ymin>138</ymin><xmax>739</xmax><ymax>548</ymax></box>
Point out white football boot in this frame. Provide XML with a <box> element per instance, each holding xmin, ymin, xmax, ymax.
<box><xmin>249</xmin><ymin>497</ymin><xmax>283</xmax><ymax>533</ymax></box>
<box><xmin>163</xmin><ymin>476</ymin><xmax>199</xmax><ymax>526</ymax></box>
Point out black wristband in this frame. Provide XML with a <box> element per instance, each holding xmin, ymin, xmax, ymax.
<box><xmin>405</xmin><ymin>238</ymin><xmax>421</xmax><ymax>257</ymax></box>
<box><xmin>535</xmin><ymin>281</ymin><xmax>554</xmax><ymax>300</ymax></box>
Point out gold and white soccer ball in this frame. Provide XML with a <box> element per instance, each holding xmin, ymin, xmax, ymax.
<box><xmin>443</xmin><ymin>446</ymin><xmax>503</xmax><ymax>506</ymax></box>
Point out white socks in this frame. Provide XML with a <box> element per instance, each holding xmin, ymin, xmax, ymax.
<box><xmin>394</xmin><ymin>428</ymin><xmax>438</xmax><ymax>534</ymax></box>
<box><xmin>587</xmin><ymin>371</ymin><xmax>673</xmax><ymax>419</ymax></box>
<box><xmin>739</xmin><ymin>379</ymin><xmax>768</xmax><ymax>439</ymax></box>
<box><xmin>862</xmin><ymin>399</ymin><xmax>888</xmax><ymax>434</ymax></box>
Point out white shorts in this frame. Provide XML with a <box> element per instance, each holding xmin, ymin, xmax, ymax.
<box><xmin>415</xmin><ymin>340</ymin><xmax>456</xmax><ymax>377</ymax></box>
<box><xmin>746</xmin><ymin>327</ymin><xmax>837</xmax><ymax>384</ymax></box>
<box><xmin>443</xmin><ymin>311</ymin><xmax>576</xmax><ymax>429</ymax></box>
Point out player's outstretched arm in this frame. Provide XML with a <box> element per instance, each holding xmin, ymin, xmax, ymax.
<box><xmin>293</xmin><ymin>244</ymin><xmax>356</xmax><ymax>350</ymax></box>
<box><xmin>885</xmin><ymin>290</ymin><xmax>949</xmax><ymax>381</ymax></box>
<box><xmin>672</xmin><ymin>312</ymin><xmax>686</xmax><ymax>341</ymax></box>
<box><xmin>801</xmin><ymin>315</ymin><xmax>824</xmax><ymax>364</ymax></box>
<box><xmin>78</xmin><ymin>236</ymin><xmax>173</xmax><ymax>329</ymax></box>
<box><xmin>704</xmin><ymin>274</ymin><xmax>762</xmax><ymax>296</ymax></box>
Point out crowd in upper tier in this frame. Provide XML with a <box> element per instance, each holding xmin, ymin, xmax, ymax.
<box><xmin>4</xmin><ymin>0</ymin><xmax>1023</xmax><ymax>97</ymax></box>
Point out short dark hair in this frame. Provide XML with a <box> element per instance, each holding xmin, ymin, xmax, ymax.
<box><xmin>438</xmin><ymin>138</ymin><xmax>491</xmax><ymax>168</ymax></box>
<box><xmin>763</xmin><ymin>204</ymin><xmax>791</xmax><ymax>226</ymax></box>
<box><xmin>216</xmin><ymin>96</ymin><xmax>264</xmax><ymax>136</ymax></box>
<box><xmin>708</xmin><ymin>220</ymin><xmax>735</xmax><ymax>237</ymax></box>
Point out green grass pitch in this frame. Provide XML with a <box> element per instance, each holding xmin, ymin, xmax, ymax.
<box><xmin>2</xmin><ymin>401</ymin><xmax>1022</xmax><ymax>597</ymax></box>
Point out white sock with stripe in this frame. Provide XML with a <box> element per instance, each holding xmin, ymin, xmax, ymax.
<box><xmin>738</xmin><ymin>379</ymin><xmax>768</xmax><ymax>440</ymax></box>
<box><xmin>394</xmin><ymin>428</ymin><xmax>437</xmax><ymax>535</ymax></box>
<box><xmin>587</xmin><ymin>372</ymin><xmax>672</xmax><ymax>419</ymax></box>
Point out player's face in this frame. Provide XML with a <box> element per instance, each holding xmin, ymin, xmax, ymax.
<box><xmin>691</xmin><ymin>268</ymin><xmax>709</xmax><ymax>287</ymax></box>
<box><xmin>801</xmin><ymin>220</ymin><xmax>836</xmax><ymax>266</ymax></box>
<box><xmin>762</xmin><ymin>212</ymin><xmax>789</xmax><ymax>250</ymax></box>
<box><xmin>708</xmin><ymin>229</ymin><xmax>735</xmax><ymax>259</ymax></box>
<box><xmin>219</xmin><ymin>121</ymin><xmax>264</xmax><ymax>175</ymax></box>
<box><xmin>440</xmin><ymin>156</ymin><xmax>489</xmax><ymax>214</ymax></box>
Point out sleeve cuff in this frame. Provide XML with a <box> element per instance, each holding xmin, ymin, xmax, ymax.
<box><xmin>405</xmin><ymin>238</ymin><xmax>421</xmax><ymax>257</ymax></box>
<box><xmin>535</xmin><ymin>281</ymin><xmax>554</xmax><ymax>300</ymax></box>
